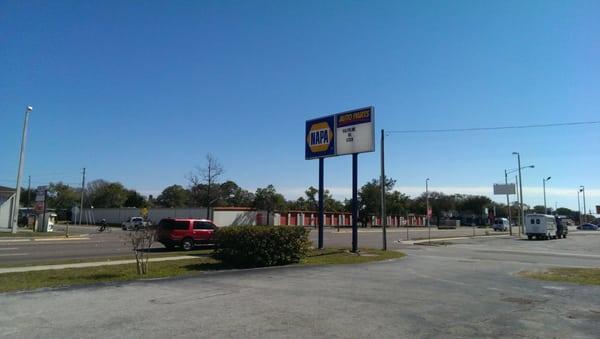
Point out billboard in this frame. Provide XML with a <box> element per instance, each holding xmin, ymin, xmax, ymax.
<box><xmin>493</xmin><ymin>183</ymin><xmax>516</xmax><ymax>195</ymax></box>
<box><xmin>335</xmin><ymin>107</ymin><xmax>375</xmax><ymax>156</ymax></box>
<box><xmin>305</xmin><ymin>106</ymin><xmax>374</xmax><ymax>160</ymax></box>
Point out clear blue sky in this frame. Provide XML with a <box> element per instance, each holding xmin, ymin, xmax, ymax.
<box><xmin>1</xmin><ymin>0</ymin><xmax>599</xmax><ymax>211</ymax></box>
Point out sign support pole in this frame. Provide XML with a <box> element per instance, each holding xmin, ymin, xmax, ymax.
<box><xmin>380</xmin><ymin>129</ymin><xmax>387</xmax><ymax>250</ymax></box>
<box><xmin>318</xmin><ymin>158</ymin><xmax>324</xmax><ymax>250</ymax></box>
<box><xmin>352</xmin><ymin>153</ymin><xmax>358</xmax><ymax>253</ymax></box>
<box><xmin>504</xmin><ymin>170</ymin><xmax>512</xmax><ymax>236</ymax></box>
<box><xmin>41</xmin><ymin>189</ymin><xmax>48</xmax><ymax>232</ymax></box>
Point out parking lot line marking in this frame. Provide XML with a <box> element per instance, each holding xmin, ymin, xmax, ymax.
<box><xmin>0</xmin><ymin>248</ymin><xmax>19</xmax><ymax>251</ymax></box>
<box><xmin>0</xmin><ymin>253</ymin><xmax>28</xmax><ymax>257</ymax></box>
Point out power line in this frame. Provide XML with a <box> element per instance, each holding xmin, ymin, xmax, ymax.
<box><xmin>386</xmin><ymin>120</ymin><xmax>600</xmax><ymax>134</ymax></box>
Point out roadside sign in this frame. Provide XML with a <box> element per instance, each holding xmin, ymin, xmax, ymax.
<box><xmin>34</xmin><ymin>202</ymin><xmax>44</xmax><ymax>214</ymax></box>
<box><xmin>35</xmin><ymin>185</ymin><xmax>48</xmax><ymax>202</ymax></box>
<box><xmin>427</xmin><ymin>207</ymin><xmax>432</xmax><ymax>218</ymax></box>
<box><xmin>596</xmin><ymin>205</ymin><xmax>600</xmax><ymax>214</ymax></box>
<box><xmin>493</xmin><ymin>183</ymin><xmax>515</xmax><ymax>195</ymax></box>
<box><xmin>305</xmin><ymin>115</ymin><xmax>336</xmax><ymax>159</ymax></box>
<box><xmin>335</xmin><ymin>107</ymin><xmax>375</xmax><ymax>156</ymax></box>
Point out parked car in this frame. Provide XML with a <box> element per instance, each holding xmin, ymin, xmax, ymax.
<box><xmin>524</xmin><ymin>214</ymin><xmax>557</xmax><ymax>240</ymax></box>
<box><xmin>121</xmin><ymin>217</ymin><xmax>149</xmax><ymax>230</ymax></box>
<box><xmin>492</xmin><ymin>218</ymin><xmax>510</xmax><ymax>232</ymax></box>
<box><xmin>156</xmin><ymin>218</ymin><xmax>218</xmax><ymax>250</ymax></box>
<box><xmin>577</xmin><ymin>223</ymin><xmax>599</xmax><ymax>231</ymax></box>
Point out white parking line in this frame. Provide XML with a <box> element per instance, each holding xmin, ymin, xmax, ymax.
<box><xmin>0</xmin><ymin>253</ymin><xmax>28</xmax><ymax>257</ymax></box>
<box><xmin>0</xmin><ymin>248</ymin><xmax>19</xmax><ymax>251</ymax></box>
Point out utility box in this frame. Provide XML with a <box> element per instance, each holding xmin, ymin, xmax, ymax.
<box><xmin>36</xmin><ymin>212</ymin><xmax>57</xmax><ymax>232</ymax></box>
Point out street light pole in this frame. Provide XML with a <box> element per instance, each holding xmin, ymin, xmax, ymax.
<box><xmin>380</xmin><ymin>129</ymin><xmax>387</xmax><ymax>251</ymax></box>
<box><xmin>426</xmin><ymin>178</ymin><xmax>430</xmax><ymax>244</ymax></box>
<box><xmin>580</xmin><ymin>186</ymin><xmax>587</xmax><ymax>223</ymax></box>
<box><xmin>543</xmin><ymin>176</ymin><xmax>551</xmax><ymax>214</ymax></box>
<box><xmin>513</xmin><ymin>152</ymin><xmax>524</xmax><ymax>236</ymax></box>
<box><xmin>577</xmin><ymin>190</ymin><xmax>581</xmax><ymax>225</ymax></box>
<box><xmin>10</xmin><ymin>106</ymin><xmax>33</xmax><ymax>233</ymax></box>
<box><xmin>504</xmin><ymin>169</ymin><xmax>512</xmax><ymax>236</ymax></box>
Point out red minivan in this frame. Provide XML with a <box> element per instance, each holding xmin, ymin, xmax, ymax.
<box><xmin>156</xmin><ymin>218</ymin><xmax>218</xmax><ymax>251</ymax></box>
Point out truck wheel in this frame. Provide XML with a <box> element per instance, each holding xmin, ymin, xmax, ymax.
<box><xmin>181</xmin><ymin>238</ymin><xmax>194</xmax><ymax>251</ymax></box>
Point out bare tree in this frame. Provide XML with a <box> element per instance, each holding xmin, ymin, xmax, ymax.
<box><xmin>187</xmin><ymin>153</ymin><xmax>225</xmax><ymax>218</ymax></box>
<box><xmin>124</xmin><ymin>227</ymin><xmax>156</xmax><ymax>275</ymax></box>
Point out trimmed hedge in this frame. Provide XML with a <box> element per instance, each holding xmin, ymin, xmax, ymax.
<box><xmin>213</xmin><ymin>226</ymin><xmax>311</xmax><ymax>268</ymax></box>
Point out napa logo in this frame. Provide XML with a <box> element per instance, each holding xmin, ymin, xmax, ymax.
<box><xmin>305</xmin><ymin>116</ymin><xmax>335</xmax><ymax>159</ymax></box>
<box><xmin>307</xmin><ymin>122</ymin><xmax>333</xmax><ymax>152</ymax></box>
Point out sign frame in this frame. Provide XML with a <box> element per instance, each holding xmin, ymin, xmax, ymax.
<box><xmin>493</xmin><ymin>183</ymin><xmax>516</xmax><ymax>195</ymax></box>
<box><xmin>305</xmin><ymin>115</ymin><xmax>336</xmax><ymax>160</ymax></box>
<box><xmin>335</xmin><ymin>106</ymin><xmax>375</xmax><ymax>156</ymax></box>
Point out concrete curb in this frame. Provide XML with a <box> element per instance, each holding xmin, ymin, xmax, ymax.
<box><xmin>397</xmin><ymin>234</ymin><xmax>511</xmax><ymax>245</ymax></box>
<box><xmin>0</xmin><ymin>236</ymin><xmax>90</xmax><ymax>243</ymax></box>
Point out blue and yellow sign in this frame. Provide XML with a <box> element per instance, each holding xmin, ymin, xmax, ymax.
<box><xmin>305</xmin><ymin>115</ymin><xmax>335</xmax><ymax>159</ymax></box>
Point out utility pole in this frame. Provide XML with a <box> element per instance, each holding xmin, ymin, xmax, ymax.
<box><xmin>513</xmin><ymin>152</ymin><xmax>524</xmax><ymax>236</ymax></box>
<box><xmin>515</xmin><ymin>175</ymin><xmax>520</xmax><ymax>236</ymax></box>
<box><xmin>11</xmin><ymin>106</ymin><xmax>33</xmax><ymax>233</ymax></box>
<box><xmin>26</xmin><ymin>175</ymin><xmax>31</xmax><ymax>208</ymax></box>
<box><xmin>380</xmin><ymin>129</ymin><xmax>387</xmax><ymax>251</ymax></box>
<box><xmin>79</xmin><ymin>167</ymin><xmax>86</xmax><ymax>225</ymax></box>
<box><xmin>504</xmin><ymin>170</ymin><xmax>512</xmax><ymax>236</ymax></box>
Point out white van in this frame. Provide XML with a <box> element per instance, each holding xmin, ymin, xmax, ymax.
<box><xmin>492</xmin><ymin>218</ymin><xmax>510</xmax><ymax>232</ymax></box>
<box><xmin>524</xmin><ymin>214</ymin><xmax>557</xmax><ymax>240</ymax></box>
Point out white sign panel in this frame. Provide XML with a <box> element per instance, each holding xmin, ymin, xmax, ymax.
<box><xmin>35</xmin><ymin>186</ymin><xmax>48</xmax><ymax>202</ymax></box>
<box><xmin>493</xmin><ymin>183</ymin><xmax>516</xmax><ymax>195</ymax></box>
<box><xmin>335</xmin><ymin>107</ymin><xmax>375</xmax><ymax>156</ymax></box>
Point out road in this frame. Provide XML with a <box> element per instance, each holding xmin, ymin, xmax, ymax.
<box><xmin>0</xmin><ymin>225</ymin><xmax>583</xmax><ymax>265</ymax></box>
<box><xmin>1</xmin><ymin>234</ymin><xmax>599</xmax><ymax>338</ymax></box>
<box><xmin>0</xmin><ymin>225</ymin><xmax>505</xmax><ymax>265</ymax></box>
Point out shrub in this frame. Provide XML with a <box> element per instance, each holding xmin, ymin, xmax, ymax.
<box><xmin>213</xmin><ymin>226</ymin><xmax>310</xmax><ymax>268</ymax></box>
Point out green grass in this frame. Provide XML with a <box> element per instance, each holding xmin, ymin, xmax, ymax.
<box><xmin>302</xmin><ymin>248</ymin><xmax>405</xmax><ymax>265</ymax></box>
<box><xmin>520</xmin><ymin>267</ymin><xmax>600</xmax><ymax>286</ymax></box>
<box><xmin>0</xmin><ymin>248</ymin><xmax>404</xmax><ymax>293</ymax></box>
<box><xmin>0</xmin><ymin>249</ymin><xmax>213</xmax><ymax>269</ymax></box>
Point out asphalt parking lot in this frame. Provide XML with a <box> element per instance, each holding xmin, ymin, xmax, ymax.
<box><xmin>1</xmin><ymin>231</ymin><xmax>598</xmax><ymax>338</ymax></box>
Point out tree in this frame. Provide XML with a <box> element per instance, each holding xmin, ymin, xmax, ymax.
<box><xmin>358</xmin><ymin>177</ymin><xmax>396</xmax><ymax>225</ymax></box>
<box><xmin>533</xmin><ymin>205</ymin><xmax>546</xmax><ymax>214</ymax></box>
<box><xmin>219</xmin><ymin>180</ymin><xmax>254</xmax><ymax>207</ymax></box>
<box><xmin>188</xmin><ymin>153</ymin><xmax>224</xmax><ymax>218</ymax></box>
<box><xmin>47</xmin><ymin>182</ymin><xmax>80</xmax><ymax>210</ymax></box>
<box><xmin>86</xmin><ymin>180</ymin><xmax>129</xmax><ymax>208</ymax></box>
<box><xmin>156</xmin><ymin>185</ymin><xmax>191</xmax><ymax>207</ymax></box>
<box><xmin>253</xmin><ymin>185</ymin><xmax>286</xmax><ymax>225</ymax></box>
<box><xmin>124</xmin><ymin>190</ymin><xmax>147</xmax><ymax>208</ymax></box>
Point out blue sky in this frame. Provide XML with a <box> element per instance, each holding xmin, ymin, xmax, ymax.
<box><xmin>1</xmin><ymin>0</ymin><xmax>599</xmax><ymax>211</ymax></box>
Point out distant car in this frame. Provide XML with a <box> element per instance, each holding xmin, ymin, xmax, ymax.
<box><xmin>577</xmin><ymin>223</ymin><xmax>599</xmax><ymax>231</ymax></box>
<box><xmin>121</xmin><ymin>217</ymin><xmax>149</xmax><ymax>230</ymax></box>
<box><xmin>492</xmin><ymin>218</ymin><xmax>510</xmax><ymax>232</ymax></box>
<box><xmin>156</xmin><ymin>218</ymin><xmax>218</xmax><ymax>251</ymax></box>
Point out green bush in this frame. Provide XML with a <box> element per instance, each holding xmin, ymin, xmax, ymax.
<box><xmin>213</xmin><ymin>226</ymin><xmax>310</xmax><ymax>268</ymax></box>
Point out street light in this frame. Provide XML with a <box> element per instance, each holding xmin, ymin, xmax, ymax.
<box><xmin>512</xmin><ymin>152</ymin><xmax>525</xmax><ymax>236</ymax></box>
<box><xmin>580</xmin><ymin>186</ymin><xmax>587</xmax><ymax>223</ymax></box>
<box><xmin>505</xmin><ymin>164</ymin><xmax>534</xmax><ymax>236</ymax></box>
<box><xmin>543</xmin><ymin>176</ymin><xmax>551</xmax><ymax>214</ymax></box>
<box><xmin>10</xmin><ymin>106</ymin><xmax>33</xmax><ymax>233</ymax></box>
<box><xmin>577</xmin><ymin>189</ymin><xmax>582</xmax><ymax>225</ymax></box>
<box><xmin>426</xmin><ymin>178</ymin><xmax>430</xmax><ymax>244</ymax></box>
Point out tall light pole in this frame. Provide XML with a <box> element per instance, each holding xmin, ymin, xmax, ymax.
<box><xmin>505</xmin><ymin>164</ymin><xmax>533</xmax><ymax>236</ymax></box>
<box><xmin>580</xmin><ymin>186</ymin><xmax>586</xmax><ymax>223</ymax></box>
<box><xmin>512</xmin><ymin>152</ymin><xmax>525</xmax><ymax>235</ymax></box>
<box><xmin>426</xmin><ymin>178</ymin><xmax>430</xmax><ymax>244</ymax></box>
<box><xmin>10</xmin><ymin>106</ymin><xmax>33</xmax><ymax>233</ymax></box>
<box><xmin>543</xmin><ymin>176</ymin><xmax>551</xmax><ymax>214</ymax></box>
<box><xmin>577</xmin><ymin>189</ymin><xmax>582</xmax><ymax>225</ymax></box>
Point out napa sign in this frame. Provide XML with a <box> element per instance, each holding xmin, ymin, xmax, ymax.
<box><xmin>305</xmin><ymin>107</ymin><xmax>374</xmax><ymax>160</ymax></box>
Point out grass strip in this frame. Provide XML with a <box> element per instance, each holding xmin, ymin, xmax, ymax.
<box><xmin>0</xmin><ymin>248</ymin><xmax>404</xmax><ymax>293</ymax></box>
<box><xmin>520</xmin><ymin>267</ymin><xmax>600</xmax><ymax>286</ymax></box>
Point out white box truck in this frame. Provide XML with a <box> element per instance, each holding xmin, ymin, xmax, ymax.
<box><xmin>524</xmin><ymin>214</ymin><xmax>557</xmax><ymax>240</ymax></box>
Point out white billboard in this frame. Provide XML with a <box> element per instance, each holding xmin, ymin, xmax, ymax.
<box><xmin>493</xmin><ymin>183</ymin><xmax>516</xmax><ymax>195</ymax></box>
<box><xmin>335</xmin><ymin>107</ymin><xmax>375</xmax><ymax>156</ymax></box>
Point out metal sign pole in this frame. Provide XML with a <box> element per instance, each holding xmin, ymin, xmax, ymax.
<box><xmin>352</xmin><ymin>153</ymin><xmax>358</xmax><ymax>253</ymax></box>
<box><xmin>380</xmin><ymin>129</ymin><xmax>387</xmax><ymax>251</ymax></box>
<box><xmin>318</xmin><ymin>158</ymin><xmax>324</xmax><ymax>250</ymax></box>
